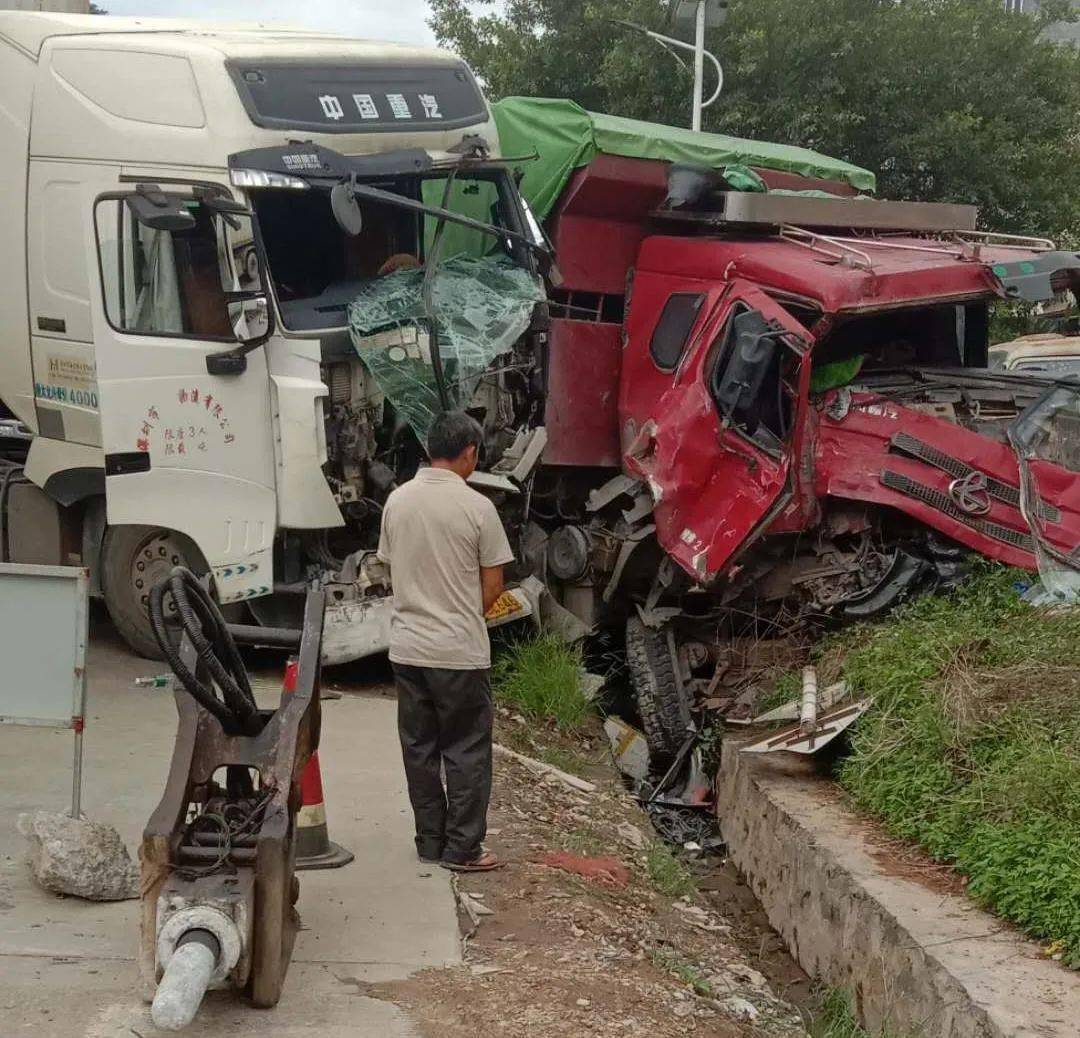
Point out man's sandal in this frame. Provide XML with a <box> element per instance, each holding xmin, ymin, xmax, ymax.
<box><xmin>439</xmin><ymin>851</ymin><xmax>505</xmax><ymax>872</ymax></box>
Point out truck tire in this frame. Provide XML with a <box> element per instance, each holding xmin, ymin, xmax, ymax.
<box><xmin>101</xmin><ymin>525</ymin><xmax>204</xmax><ymax>660</ymax></box>
<box><xmin>625</xmin><ymin>616</ymin><xmax>693</xmax><ymax>765</ymax></box>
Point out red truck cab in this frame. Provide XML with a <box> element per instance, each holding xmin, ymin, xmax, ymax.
<box><xmin>534</xmin><ymin>152</ymin><xmax>1080</xmax><ymax>756</ymax></box>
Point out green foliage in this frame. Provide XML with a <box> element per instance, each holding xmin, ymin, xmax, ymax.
<box><xmin>811</xmin><ymin>989</ymin><xmax>869</xmax><ymax>1038</ymax></box>
<box><xmin>828</xmin><ymin>565</ymin><xmax>1080</xmax><ymax>965</ymax></box>
<box><xmin>430</xmin><ymin>0</ymin><xmax>1080</xmax><ymax>237</ymax></box>
<box><xmin>648</xmin><ymin>946</ymin><xmax>714</xmax><ymax>997</ymax></box>
<box><xmin>810</xmin><ymin>987</ymin><xmax>915</xmax><ymax>1038</ymax></box>
<box><xmin>563</xmin><ymin>824</ymin><xmax>607</xmax><ymax>856</ymax></box>
<box><xmin>492</xmin><ymin>634</ymin><xmax>592</xmax><ymax>729</ymax></box>
<box><xmin>645</xmin><ymin>840</ymin><xmax>698</xmax><ymax>898</ymax></box>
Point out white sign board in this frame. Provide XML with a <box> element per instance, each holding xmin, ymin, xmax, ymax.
<box><xmin>0</xmin><ymin>564</ymin><xmax>89</xmax><ymax>815</ymax></box>
<box><xmin>0</xmin><ymin>563</ymin><xmax>88</xmax><ymax>726</ymax></box>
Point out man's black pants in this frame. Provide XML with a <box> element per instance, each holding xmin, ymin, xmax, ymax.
<box><xmin>392</xmin><ymin>664</ymin><xmax>493</xmax><ymax>864</ymax></box>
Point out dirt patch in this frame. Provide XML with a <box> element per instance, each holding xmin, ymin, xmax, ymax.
<box><xmin>369</xmin><ymin>713</ymin><xmax>811</xmax><ymax>1037</ymax></box>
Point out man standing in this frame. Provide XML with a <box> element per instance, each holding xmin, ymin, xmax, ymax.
<box><xmin>377</xmin><ymin>411</ymin><xmax>514</xmax><ymax>871</ymax></box>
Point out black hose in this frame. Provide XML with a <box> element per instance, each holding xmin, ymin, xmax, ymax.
<box><xmin>148</xmin><ymin>566</ymin><xmax>260</xmax><ymax>734</ymax></box>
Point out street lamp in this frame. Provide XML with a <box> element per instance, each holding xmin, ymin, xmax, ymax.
<box><xmin>671</xmin><ymin>1</ymin><xmax>729</xmax><ymax>132</ymax></box>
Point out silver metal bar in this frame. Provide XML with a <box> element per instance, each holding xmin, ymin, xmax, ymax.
<box><xmin>692</xmin><ymin>1</ymin><xmax>706</xmax><ymax>131</ymax></box>
<box><xmin>834</xmin><ymin>235</ymin><xmax>968</xmax><ymax>259</ymax></box>
<box><xmin>71</xmin><ymin>728</ymin><xmax>83</xmax><ymax>819</ymax></box>
<box><xmin>951</xmin><ymin>229</ymin><xmax>1056</xmax><ymax>251</ymax></box>
<box><xmin>780</xmin><ymin>225</ymin><xmax>875</xmax><ymax>271</ymax></box>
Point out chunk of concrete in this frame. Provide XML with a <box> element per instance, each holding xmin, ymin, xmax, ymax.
<box><xmin>17</xmin><ymin>811</ymin><xmax>139</xmax><ymax>901</ymax></box>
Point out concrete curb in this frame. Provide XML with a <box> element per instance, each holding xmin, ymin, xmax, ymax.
<box><xmin>718</xmin><ymin>746</ymin><xmax>1080</xmax><ymax>1037</ymax></box>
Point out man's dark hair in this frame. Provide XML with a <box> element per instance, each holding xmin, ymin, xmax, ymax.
<box><xmin>427</xmin><ymin>411</ymin><xmax>484</xmax><ymax>461</ymax></box>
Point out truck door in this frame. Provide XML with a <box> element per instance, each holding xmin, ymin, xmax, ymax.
<box><xmin>89</xmin><ymin>187</ymin><xmax>278</xmax><ymax>605</ymax></box>
<box><xmin>620</xmin><ymin>278</ymin><xmax>811</xmax><ymax>583</ymax></box>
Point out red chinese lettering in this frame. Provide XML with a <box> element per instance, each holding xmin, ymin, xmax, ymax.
<box><xmin>136</xmin><ymin>437</ymin><xmax>149</xmax><ymax>452</ymax></box>
<box><xmin>191</xmin><ymin>388</ymin><xmax>200</xmax><ymax>404</ymax></box>
<box><xmin>178</xmin><ymin>388</ymin><xmax>189</xmax><ymax>404</ymax></box>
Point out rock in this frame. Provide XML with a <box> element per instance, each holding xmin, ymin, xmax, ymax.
<box><xmin>17</xmin><ymin>811</ymin><xmax>139</xmax><ymax>901</ymax></box>
<box><xmin>722</xmin><ymin>995</ymin><xmax>760</xmax><ymax>1022</ymax></box>
<box><xmin>616</xmin><ymin>821</ymin><xmax>647</xmax><ymax>851</ymax></box>
<box><xmin>576</xmin><ymin>998</ymin><xmax>591</xmax><ymax>1007</ymax></box>
<box><xmin>724</xmin><ymin>962</ymin><xmax>768</xmax><ymax>988</ymax></box>
<box><xmin>672</xmin><ymin>1002</ymin><xmax>695</xmax><ymax>1018</ymax></box>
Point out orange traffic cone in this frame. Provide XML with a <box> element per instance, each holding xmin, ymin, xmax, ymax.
<box><xmin>283</xmin><ymin>659</ymin><xmax>354</xmax><ymax>871</ymax></box>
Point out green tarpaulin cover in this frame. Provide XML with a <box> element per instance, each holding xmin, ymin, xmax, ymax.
<box><xmin>492</xmin><ymin>97</ymin><xmax>877</xmax><ymax>220</ymax></box>
<box><xmin>348</xmin><ymin>255</ymin><xmax>545</xmax><ymax>441</ymax></box>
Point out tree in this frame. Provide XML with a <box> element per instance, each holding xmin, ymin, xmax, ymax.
<box><xmin>429</xmin><ymin>0</ymin><xmax>1080</xmax><ymax>237</ymax></box>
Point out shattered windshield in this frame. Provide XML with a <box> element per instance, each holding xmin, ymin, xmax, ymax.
<box><xmin>250</xmin><ymin>169</ymin><xmax>529</xmax><ymax>332</ymax></box>
<box><xmin>1008</xmin><ymin>381</ymin><xmax>1080</xmax><ymax>597</ymax></box>
<box><xmin>347</xmin><ymin>253</ymin><xmax>544</xmax><ymax>442</ymax></box>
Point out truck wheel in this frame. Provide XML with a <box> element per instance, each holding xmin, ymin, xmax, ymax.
<box><xmin>101</xmin><ymin>525</ymin><xmax>204</xmax><ymax>660</ymax></box>
<box><xmin>625</xmin><ymin>616</ymin><xmax>693</xmax><ymax>765</ymax></box>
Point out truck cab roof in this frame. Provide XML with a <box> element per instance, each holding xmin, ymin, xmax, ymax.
<box><xmin>635</xmin><ymin>233</ymin><xmax>1038</xmax><ymax>316</ymax></box>
<box><xmin>0</xmin><ymin>12</ymin><xmax>499</xmax><ymax>166</ymax></box>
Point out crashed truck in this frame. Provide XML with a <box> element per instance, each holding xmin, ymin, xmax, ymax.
<box><xmin>0</xmin><ymin>12</ymin><xmax>551</xmax><ymax>660</ymax></box>
<box><xmin>2</xmin><ymin>16</ymin><xmax>1080</xmax><ymax>749</ymax></box>
<box><xmin>488</xmin><ymin>99</ymin><xmax>1080</xmax><ymax>759</ymax></box>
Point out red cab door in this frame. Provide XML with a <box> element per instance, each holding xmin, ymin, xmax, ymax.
<box><xmin>619</xmin><ymin>277</ymin><xmax>811</xmax><ymax>583</ymax></box>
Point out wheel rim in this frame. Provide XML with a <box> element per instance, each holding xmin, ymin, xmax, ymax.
<box><xmin>130</xmin><ymin>530</ymin><xmax>189</xmax><ymax>619</ymax></box>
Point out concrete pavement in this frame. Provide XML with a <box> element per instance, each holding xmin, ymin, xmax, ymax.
<box><xmin>0</xmin><ymin>618</ymin><xmax>460</xmax><ymax>1037</ymax></box>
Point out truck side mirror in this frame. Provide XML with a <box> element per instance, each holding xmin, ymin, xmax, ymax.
<box><xmin>127</xmin><ymin>184</ymin><xmax>196</xmax><ymax>232</ymax></box>
<box><xmin>712</xmin><ymin>308</ymin><xmax>781</xmax><ymax>435</ymax></box>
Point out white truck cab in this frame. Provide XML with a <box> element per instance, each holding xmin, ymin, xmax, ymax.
<box><xmin>0</xmin><ymin>13</ymin><xmax>545</xmax><ymax>658</ymax></box>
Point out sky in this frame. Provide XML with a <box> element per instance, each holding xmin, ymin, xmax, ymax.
<box><xmin>99</xmin><ymin>1</ymin><xmax>447</xmax><ymax>46</ymax></box>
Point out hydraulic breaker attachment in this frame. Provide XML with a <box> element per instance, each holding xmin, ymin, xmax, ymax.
<box><xmin>139</xmin><ymin>590</ymin><xmax>325</xmax><ymax>1026</ymax></box>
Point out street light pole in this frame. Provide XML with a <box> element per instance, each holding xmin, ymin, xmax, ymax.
<box><xmin>611</xmin><ymin>2</ymin><xmax>726</xmax><ymax>131</ymax></box>
<box><xmin>691</xmin><ymin>1</ymin><xmax>706</xmax><ymax>132</ymax></box>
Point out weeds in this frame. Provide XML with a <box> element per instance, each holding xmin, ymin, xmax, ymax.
<box><xmin>827</xmin><ymin>564</ymin><xmax>1080</xmax><ymax>966</ymax></box>
<box><xmin>646</xmin><ymin>841</ymin><xmax>697</xmax><ymax>898</ymax></box>
<box><xmin>539</xmin><ymin>744</ymin><xmax>593</xmax><ymax>778</ymax></box>
<box><xmin>564</xmin><ymin>825</ymin><xmax>607</xmax><ymax>857</ymax></box>
<box><xmin>492</xmin><ymin>635</ymin><xmax>591</xmax><ymax>730</ymax></box>
<box><xmin>810</xmin><ymin>987</ymin><xmax>916</xmax><ymax>1038</ymax></box>
<box><xmin>648</xmin><ymin>947</ymin><xmax>713</xmax><ymax>997</ymax></box>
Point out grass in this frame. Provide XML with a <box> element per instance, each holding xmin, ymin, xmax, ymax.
<box><xmin>809</xmin><ymin>988</ymin><xmax>917</xmax><ymax>1038</ymax></box>
<box><xmin>648</xmin><ymin>947</ymin><xmax>714</xmax><ymax>997</ymax></box>
<box><xmin>811</xmin><ymin>989</ymin><xmax>869</xmax><ymax>1038</ymax></box>
<box><xmin>646</xmin><ymin>840</ymin><xmax>698</xmax><ymax>898</ymax></box>
<box><xmin>822</xmin><ymin>563</ymin><xmax>1080</xmax><ymax>966</ymax></box>
<box><xmin>492</xmin><ymin>635</ymin><xmax>592</xmax><ymax>730</ymax></box>
<box><xmin>539</xmin><ymin>744</ymin><xmax>594</xmax><ymax>777</ymax></box>
<box><xmin>563</xmin><ymin>825</ymin><xmax>607</xmax><ymax>857</ymax></box>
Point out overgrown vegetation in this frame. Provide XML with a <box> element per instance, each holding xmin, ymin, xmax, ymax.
<box><xmin>821</xmin><ymin>565</ymin><xmax>1080</xmax><ymax>966</ymax></box>
<box><xmin>492</xmin><ymin>635</ymin><xmax>592</xmax><ymax>729</ymax></box>
<box><xmin>431</xmin><ymin>0</ymin><xmax>1080</xmax><ymax>239</ymax></box>
<box><xmin>645</xmin><ymin>840</ymin><xmax>698</xmax><ymax>898</ymax></box>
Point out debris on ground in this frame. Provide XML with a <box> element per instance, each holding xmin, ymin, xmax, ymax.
<box><xmin>604</xmin><ymin>716</ymin><xmax>650</xmax><ymax>782</ymax></box>
<box><xmin>539</xmin><ymin>850</ymin><xmax>630</xmax><ymax>887</ymax></box>
<box><xmin>17</xmin><ymin>810</ymin><xmax>139</xmax><ymax>901</ymax></box>
<box><xmin>492</xmin><ymin>742</ymin><xmax>597</xmax><ymax>794</ymax></box>
<box><xmin>371</xmin><ymin>714</ymin><xmax>811</xmax><ymax>1037</ymax></box>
